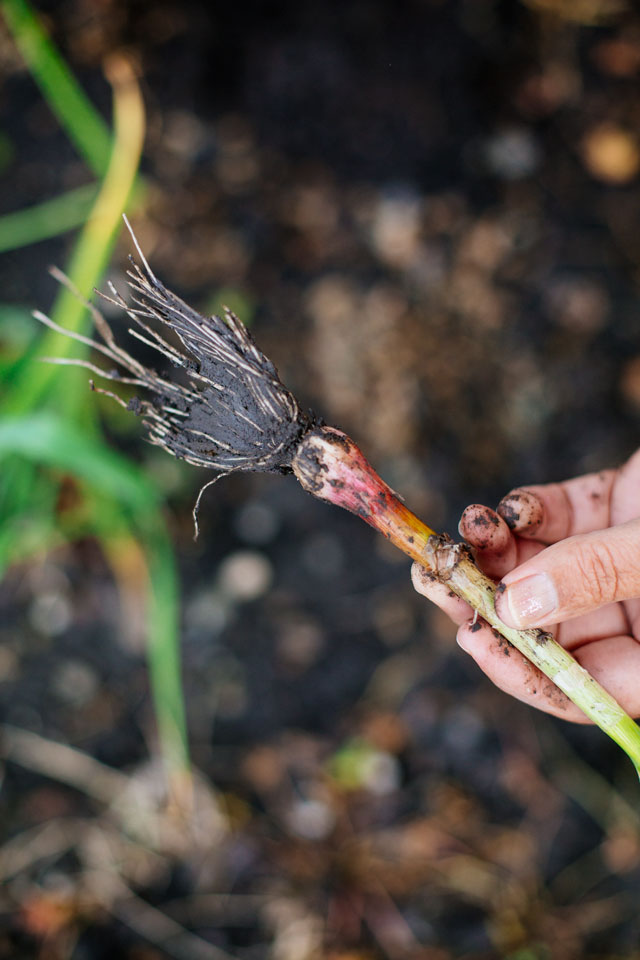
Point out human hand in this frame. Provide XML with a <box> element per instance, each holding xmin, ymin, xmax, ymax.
<box><xmin>412</xmin><ymin>449</ymin><xmax>640</xmax><ymax>722</ymax></box>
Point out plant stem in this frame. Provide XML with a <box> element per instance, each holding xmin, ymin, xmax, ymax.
<box><xmin>0</xmin><ymin>183</ymin><xmax>98</xmax><ymax>253</ymax></box>
<box><xmin>2</xmin><ymin>0</ymin><xmax>112</xmax><ymax>177</ymax></box>
<box><xmin>439</xmin><ymin>546</ymin><xmax>640</xmax><ymax>775</ymax></box>
<box><xmin>2</xmin><ymin>52</ymin><xmax>145</xmax><ymax>419</ymax></box>
<box><xmin>292</xmin><ymin>425</ymin><xmax>640</xmax><ymax>776</ymax></box>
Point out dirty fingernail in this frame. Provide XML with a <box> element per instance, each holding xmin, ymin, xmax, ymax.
<box><xmin>497</xmin><ymin>490</ymin><xmax>543</xmax><ymax>534</ymax></box>
<box><xmin>498</xmin><ymin>573</ymin><xmax>557</xmax><ymax>628</ymax></box>
<box><xmin>456</xmin><ymin>627</ymin><xmax>471</xmax><ymax>652</ymax></box>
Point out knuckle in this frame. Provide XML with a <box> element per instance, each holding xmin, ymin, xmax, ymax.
<box><xmin>574</xmin><ymin>540</ymin><xmax>619</xmax><ymax>606</ymax></box>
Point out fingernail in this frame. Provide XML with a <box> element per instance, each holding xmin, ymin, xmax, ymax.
<box><xmin>497</xmin><ymin>490</ymin><xmax>543</xmax><ymax>534</ymax></box>
<box><xmin>498</xmin><ymin>573</ymin><xmax>557</xmax><ymax>628</ymax></box>
<box><xmin>456</xmin><ymin>627</ymin><xmax>470</xmax><ymax>652</ymax></box>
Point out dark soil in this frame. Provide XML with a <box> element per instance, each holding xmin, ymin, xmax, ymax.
<box><xmin>2</xmin><ymin>1</ymin><xmax>640</xmax><ymax>958</ymax></box>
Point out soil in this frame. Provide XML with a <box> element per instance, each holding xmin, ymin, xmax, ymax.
<box><xmin>2</xmin><ymin>1</ymin><xmax>640</xmax><ymax>958</ymax></box>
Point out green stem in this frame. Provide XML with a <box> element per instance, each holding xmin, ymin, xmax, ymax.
<box><xmin>292</xmin><ymin>426</ymin><xmax>640</xmax><ymax>778</ymax></box>
<box><xmin>1</xmin><ymin>53</ymin><xmax>145</xmax><ymax>419</ymax></box>
<box><xmin>431</xmin><ymin>540</ymin><xmax>640</xmax><ymax>778</ymax></box>
<box><xmin>0</xmin><ymin>183</ymin><xmax>99</xmax><ymax>253</ymax></box>
<box><xmin>1</xmin><ymin>0</ymin><xmax>111</xmax><ymax>176</ymax></box>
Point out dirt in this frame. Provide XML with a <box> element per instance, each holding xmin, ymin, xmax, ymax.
<box><xmin>3</xmin><ymin>1</ymin><xmax>640</xmax><ymax>958</ymax></box>
<box><xmin>498</xmin><ymin>492</ymin><xmax>545</xmax><ymax>535</ymax></box>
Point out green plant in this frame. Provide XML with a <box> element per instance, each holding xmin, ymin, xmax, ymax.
<box><xmin>0</xmin><ymin>0</ymin><xmax>189</xmax><ymax>788</ymax></box>
<box><xmin>47</xmin><ymin>228</ymin><xmax>640</xmax><ymax>778</ymax></box>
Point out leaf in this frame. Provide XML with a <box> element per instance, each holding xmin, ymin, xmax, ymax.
<box><xmin>1</xmin><ymin>0</ymin><xmax>111</xmax><ymax>177</ymax></box>
<box><xmin>0</xmin><ymin>183</ymin><xmax>98</xmax><ymax>253</ymax></box>
<box><xmin>0</xmin><ymin>414</ymin><xmax>190</xmax><ymax>775</ymax></box>
<box><xmin>0</xmin><ymin>414</ymin><xmax>160</xmax><ymax>515</ymax></box>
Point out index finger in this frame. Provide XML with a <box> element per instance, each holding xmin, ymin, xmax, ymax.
<box><xmin>497</xmin><ymin>469</ymin><xmax>617</xmax><ymax>545</ymax></box>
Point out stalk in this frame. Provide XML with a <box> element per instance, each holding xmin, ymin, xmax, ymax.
<box><xmin>37</xmin><ymin>221</ymin><xmax>640</xmax><ymax>778</ymax></box>
<box><xmin>292</xmin><ymin>425</ymin><xmax>640</xmax><ymax>776</ymax></box>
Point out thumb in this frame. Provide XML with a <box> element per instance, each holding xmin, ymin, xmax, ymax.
<box><xmin>495</xmin><ymin>518</ymin><xmax>640</xmax><ymax>629</ymax></box>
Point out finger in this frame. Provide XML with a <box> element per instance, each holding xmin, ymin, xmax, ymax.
<box><xmin>626</xmin><ymin>597</ymin><xmax>640</xmax><ymax>639</ymax></box>
<box><xmin>459</xmin><ymin>505</ymin><xmax>517</xmax><ymax>580</ymax></box>
<box><xmin>496</xmin><ymin>489</ymin><xmax>544</xmax><ymax>537</ymax></box>
<box><xmin>495</xmin><ymin>518</ymin><xmax>640</xmax><ymax>629</ymax></box>
<box><xmin>497</xmin><ymin>469</ymin><xmax>617</xmax><ymax>544</ymax></box>
<box><xmin>573</xmin><ymin>634</ymin><xmax>640</xmax><ymax>719</ymax></box>
<box><xmin>456</xmin><ymin>620</ymin><xmax>586</xmax><ymax>722</ymax></box>
<box><xmin>612</xmin><ymin>447</ymin><xmax>640</xmax><ymax>525</ymax></box>
<box><xmin>556</xmin><ymin>601</ymin><xmax>630</xmax><ymax>650</ymax></box>
<box><xmin>411</xmin><ymin>562</ymin><xmax>472</xmax><ymax>625</ymax></box>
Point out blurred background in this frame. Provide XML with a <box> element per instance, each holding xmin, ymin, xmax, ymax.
<box><xmin>2</xmin><ymin>0</ymin><xmax>640</xmax><ymax>957</ymax></box>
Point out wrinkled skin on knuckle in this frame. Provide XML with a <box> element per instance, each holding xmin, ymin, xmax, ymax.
<box><xmin>572</xmin><ymin>539</ymin><xmax>620</xmax><ymax>608</ymax></box>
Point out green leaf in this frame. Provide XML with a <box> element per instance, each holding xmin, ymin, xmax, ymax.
<box><xmin>0</xmin><ymin>304</ymin><xmax>40</xmax><ymax>379</ymax></box>
<box><xmin>0</xmin><ymin>414</ymin><xmax>160</xmax><ymax>515</ymax></box>
<box><xmin>0</xmin><ymin>48</ymin><xmax>145</xmax><ymax>420</ymax></box>
<box><xmin>1</xmin><ymin>0</ymin><xmax>111</xmax><ymax>177</ymax></box>
<box><xmin>0</xmin><ymin>183</ymin><xmax>98</xmax><ymax>253</ymax></box>
<box><xmin>0</xmin><ymin>303</ymin><xmax>40</xmax><ymax>348</ymax></box>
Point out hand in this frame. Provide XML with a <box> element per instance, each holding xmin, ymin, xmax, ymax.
<box><xmin>412</xmin><ymin>449</ymin><xmax>640</xmax><ymax>722</ymax></box>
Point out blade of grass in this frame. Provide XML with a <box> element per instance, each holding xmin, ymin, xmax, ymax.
<box><xmin>0</xmin><ymin>414</ymin><xmax>160</xmax><ymax>513</ymax></box>
<box><xmin>0</xmin><ymin>183</ymin><xmax>98</xmax><ymax>253</ymax></box>
<box><xmin>0</xmin><ymin>467</ymin><xmax>60</xmax><ymax>569</ymax></box>
<box><xmin>0</xmin><ymin>413</ymin><xmax>190</xmax><ymax>775</ymax></box>
<box><xmin>1</xmin><ymin>51</ymin><xmax>145</xmax><ymax>418</ymax></box>
<box><xmin>93</xmin><ymin>511</ymin><xmax>189</xmax><ymax>780</ymax></box>
<box><xmin>1</xmin><ymin>0</ymin><xmax>111</xmax><ymax>177</ymax></box>
<box><xmin>135</xmin><ymin>522</ymin><xmax>189</xmax><ymax>778</ymax></box>
<box><xmin>0</xmin><ymin>13</ymin><xmax>189</xmax><ymax>784</ymax></box>
<box><xmin>0</xmin><ymin>53</ymin><xmax>145</xmax><ymax>567</ymax></box>
<box><xmin>0</xmin><ymin>305</ymin><xmax>39</xmax><ymax>379</ymax></box>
